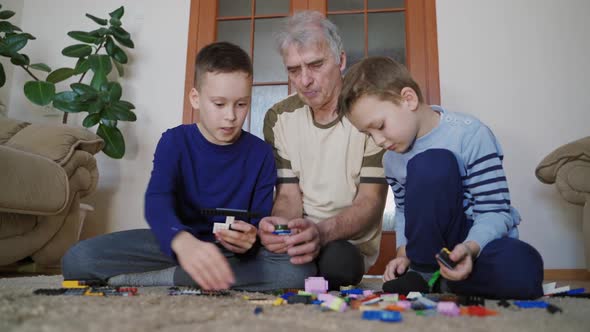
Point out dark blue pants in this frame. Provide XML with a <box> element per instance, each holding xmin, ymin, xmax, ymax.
<box><xmin>404</xmin><ymin>149</ymin><xmax>544</xmax><ymax>299</ymax></box>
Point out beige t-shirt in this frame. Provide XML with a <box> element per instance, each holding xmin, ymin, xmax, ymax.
<box><xmin>263</xmin><ymin>94</ymin><xmax>386</xmax><ymax>268</ymax></box>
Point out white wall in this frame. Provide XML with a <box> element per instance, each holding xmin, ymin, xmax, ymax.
<box><xmin>3</xmin><ymin>0</ymin><xmax>190</xmax><ymax>237</ymax></box>
<box><xmin>437</xmin><ymin>0</ymin><xmax>590</xmax><ymax>268</ymax></box>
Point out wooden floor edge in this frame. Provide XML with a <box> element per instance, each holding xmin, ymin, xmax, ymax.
<box><xmin>544</xmin><ymin>269</ymin><xmax>590</xmax><ymax>280</ymax></box>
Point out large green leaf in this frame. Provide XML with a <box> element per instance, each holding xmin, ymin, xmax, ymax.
<box><xmin>112</xmin><ymin>34</ymin><xmax>134</xmax><ymax>49</ymax></box>
<box><xmin>0</xmin><ymin>21</ymin><xmax>21</xmax><ymax>33</ymax></box>
<box><xmin>67</xmin><ymin>31</ymin><xmax>98</xmax><ymax>44</ymax></box>
<box><xmin>4</xmin><ymin>34</ymin><xmax>29</xmax><ymax>53</ymax></box>
<box><xmin>110</xmin><ymin>101</ymin><xmax>136</xmax><ymax>121</ymax></box>
<box><xmin>109</xmin><ymin>6</ymin><xmax>124</xmax><ymax>20</ymax></box>
<box><xmin>24</xmin><ymin>81</ymin><xmax>55</xmax><ymax>106</ymax></box>
<box><xmin>0</xmin><ymin>10</ymin><xmax>15</xmax><ymax>19</ymax></box>
<box><xmin>62</xmin><ymin>44</ymin><xmax>93</xmax><ymax>58</ymax></box>
<box><xmin>87</xmin><ymin>100</ymin><xmax>104</xmax><ymax>114</ymax></box>
<box><xmin>118</xmin><ymin>100</ymin><xmax>135</xmax><ymax>110</ymax></box>
<box><xmin>106</xmin><ymin>82</ymin><xmax>122</xmax><ymax>101</ymax></box>
<box><xmin>10</xmin><ymin>53</ymin><xmax>29</xmax><ymax>66</ymax></box>
<box><xmin>0</xmin><ymin>62</ymin><xmax>5</xmax><ymax>87</ymax></box>
<box><xmin>70</xmin><ymin>83</ymin><xmax>96</xmax><ymax>95</ymax></box>
<box><xmin>97</xmin><ymin>124</ymin><xmax>125</xmax><ymax>159</ymax></box>
<box><xmin>89</xmin><ymin>54</ymin><xmax>112</xmax><ymax>75</ymax></box>
<box><xmin>29</xmin><ymin>63</ymin><xmax>52</xmax><ymax>72</ymax></box>
<box><xmin>109</xmin><ymin>17</ymin><xmax>121</xmax><ymax>27</ymax></box>
<box><xmin>74</xmin><ymin>57</ymin><xmax>91</xmax><ymax>74</ymax></box>
<box><xmin>105</xmin><ymin>37</ymin><xmax>128</xmax><ymax>64</ymax></box>
<box><xmin>85</xmin><ymin>14</ymin><xmax>108</xmax><ymax>26</ymax></box>
<box><xmin>52</xmin><ymin>91</ymin><xmax>86</xmax><ymax>113</ymax></box>
<box><xmin>90</xmin><ymin>72</ymin><xmax>107</xmax><ymax>90</ymax></box>
<box><xmin>82</xmin><ymin>113</ymin><xmax>101</xmax><ymax>128</ymax></box>
<box><xmin>113</xmin><ymin>59</ymin><xmax>124</xmax><ymax>77</ymax></box>
<box><xmin>46</xmin><ymin>67</ymin><xmax>75</xmax><ymax>84</ymax></box>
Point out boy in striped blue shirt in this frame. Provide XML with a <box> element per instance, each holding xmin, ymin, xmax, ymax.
<box><xmin>338</xmin><ymin>57</ymin><xmax>543</xmax><ymax>299</ymax></box>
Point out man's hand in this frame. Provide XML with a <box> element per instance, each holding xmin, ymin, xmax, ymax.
<box><xmin>258</xmin><ymin>216</ymin><xmax>290</xmax><ymax>253</ymax></box>
<box><xmin>383</xmin><ymin>256</ymin><xmax>410</xmax><ymax>282</ymax></box>
<box><xmin>215</xmin><ymin>220</ymin><xmax>257</xmax><ymax>254</ymax></box>
<box><xmin>171</xmin><ymin>231</ymin><xmax>234</xmax><ymax>290</ymax></box>
<box><xmin>438</xmin><ymin>242</ymin><xmax>480</xmax><ymax>281</ymax></box>
<box><xmin>284</xmin><ymin>218</ymin><xmax>321</xmax><ymax>264</ymax></box>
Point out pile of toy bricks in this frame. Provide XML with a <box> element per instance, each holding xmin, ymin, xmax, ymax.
<box><xmin>241</xmin><ymin>277</ymin><xmax>578</xmax><ymax>322</ymax></box>
<box><xmin>34</xmin><ymin>280</ymin><xmax>137</xmax><ymax>296</ymax></box>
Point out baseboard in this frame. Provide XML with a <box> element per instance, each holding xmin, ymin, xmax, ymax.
<box><xmin>544</xmin><ymin>269</ymin><xmax>590</xmax><ymax>280</ymax></box>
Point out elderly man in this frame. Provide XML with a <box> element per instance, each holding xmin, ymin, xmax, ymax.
<box><xmin>259</xmin><ymin>11</ymin><xmax>388</xmax><ymax>289</ymax></box>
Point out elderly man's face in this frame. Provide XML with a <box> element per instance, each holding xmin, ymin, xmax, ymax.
<box><xmin>283</xmin><ymin>41</ymin><xmax>345</xmax><ymax>111</ymax></box>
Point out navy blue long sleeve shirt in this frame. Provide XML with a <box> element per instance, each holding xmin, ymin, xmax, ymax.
<box><xmin>144</xmin><ymin>124</ymin><xmax>276</xmax><ymax>258</ymax></box>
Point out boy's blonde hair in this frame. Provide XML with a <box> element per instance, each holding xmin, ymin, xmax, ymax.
<box><xmin>338</xmin><ymin>56</ymin><xmax>424</xmax><ymax>116</ymax></box>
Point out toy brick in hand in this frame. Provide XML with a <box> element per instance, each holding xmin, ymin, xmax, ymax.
<box><xmin>436</xmin><ymin>248</ymin><xmax>457</xmax><ymax>269</ymax></box>
<box><xmin>273</xmin><ymin>224</ymin><xmax>291</xmax><ymax>236</ymax></box>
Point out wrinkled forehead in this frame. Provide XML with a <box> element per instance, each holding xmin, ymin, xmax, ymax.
<box><xmin>282</xmin><ymin>40</ymin><xmax>332</xmax><ymax>64</ymax></box>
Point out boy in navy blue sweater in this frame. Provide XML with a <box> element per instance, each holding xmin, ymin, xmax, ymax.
<box><xmin>62</xmin><ymin>42</ymin><xmax>316</xmax><ymax>291</ymax></box>
<box><xmin>338</xmin><ymin>57</ymin><xmax>543</xmax><ymax>299</ymax></box>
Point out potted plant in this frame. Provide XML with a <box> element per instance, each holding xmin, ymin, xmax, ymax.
<box><xmin>0</xmin><ymin>4</ymin><xmax>136</xmax><ymax>159</ymax></box>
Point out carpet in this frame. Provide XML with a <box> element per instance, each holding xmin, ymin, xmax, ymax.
<box><xmin>1</xmin><ymin>275</ymin><xmax>589</xmax><ymax>332</ymax></box>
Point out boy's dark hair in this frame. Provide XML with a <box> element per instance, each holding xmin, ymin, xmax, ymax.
<box><xmin>194</xmin><ymin>42</ymin><xmax>253</xmax><ymax>90</ymax></box>
<box><xmin>338</xmin><ymin>56</ymin><xmax>424</xmax><ymax>116</ymax></box>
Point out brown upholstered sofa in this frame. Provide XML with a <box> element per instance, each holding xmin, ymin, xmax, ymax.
<box><xmin>536</xmin><ymin>137</ymin><xmax>590</xmax><ymax>272</ymax></box>
<box><xmin>0</xmin><ymin>116</ymin><xmax>103</xmax><ymax>270</ymax></box>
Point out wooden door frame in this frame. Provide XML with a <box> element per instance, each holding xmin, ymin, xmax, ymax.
<box><xmin>182</xmin><ymin>0</ymin><xmax>440</xmax><ymax>125</ymax></box>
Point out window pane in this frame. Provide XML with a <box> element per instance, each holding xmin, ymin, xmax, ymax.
<box><xmin>368</xmin><ymin>0</ymin><xmax>405</xmax><ymax>9</ymax></box>
<box><xmin>248</xmin><ymin>85</ymin><xmax>289</xmax><ymax>139</ymax></box>
<box><xmin>253</xmin><ymin>18</ymin><xmax>287</xmax><ymax>83</ymax></box>
<box><xmin>328</xmin><ymin>14</ymin><xmax>364</xmax><ymax>68</ymax></box>
<box><xmin>218</xmin><ymin>0</ymin><xmax>251</xmax><ymax>17</ymax></box>
<box><xmin>256</xmin><ymin>0</ymin><xmax>289</xmax><ymax>15</ymax></box>
<box><xmin>217</xmin><ymin>20</ymin><xmax>251</xmax><ymax>56</ymax></box>
<box><xmin>368</xmin><ymin>12</ymin><xmax>405</xmax><ymax>64</ymax></box>
<box><xmin>328</xmin><ymin>0</ymin><xmax>363</xmax><ymax>11</ymax></box>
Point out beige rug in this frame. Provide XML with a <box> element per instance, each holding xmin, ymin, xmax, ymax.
<box><xmin>1</xmin><ymin>275</ymin><xmax>589</xmax><ymax>332</ymax></box>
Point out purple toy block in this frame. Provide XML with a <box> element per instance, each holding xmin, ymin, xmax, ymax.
<box><xmin>305</xmin><ymin>277</ymin><xmax>328</xmax><ymax>294</ymax></box>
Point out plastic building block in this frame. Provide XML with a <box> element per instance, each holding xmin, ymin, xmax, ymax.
<box><xmin>458</xmin><ymin>295</ymin><xmax>485</xmax><ymax>306</ymax></box>
<box><xmin>362</xmin><ymin>310</ymin><xmax>382</xmax><ymax>321</ymax></box>
<box><xmin>380</xmin><ymin>294</ymin><xmax>399</xmax><ymax>302</ymax></box>
<box><xmin>513</xmin><ymin>301</ymin><xmax>548</xmax><ymax>309</ymax></box>
<box><xmin>168</xmin><ymin>287</ymin><xmax>229</xmax><ymax>296</ymax></box>
<box><xmin>362</xmin><ymin>310</ymin><xmax>403</xmax><ymax>322</ymax></box>
<box><xmin>33</xmin><ymin>289</ymin><xmax>67</xmax><ymax>295</ymax></box>
<box><xmin>380</xmin><ymin>311</ymin><xmax>403</xmax><ymax>322</ymax></box>
<box><xmin>363</xmin><ymin>290</ymin><xmax>374</xmax><ymax>296</ymax></box>
<box><xmin>340</xmin><ymin>288</ymin><xmax>364</xmax><ymax>296</ymax></box>
<box><xmin>462</xmin><ymin>306</ymin><xmax>498</xmax><ymax>317</ymax></box>
<box><xmin>436</xmin><ymin>248</ymin><xmax>457</xmax><ymax>269</ymax></box>
<box><xmin>406</xmin><ymin>292</ymin><xmax>422</xmax><ymax>300</ymax></box>
<box><xmin>396</xmin><ymin>300</ymin><xmax>412</xmax><ymax>310</ymax></box>
<box><xmin>416</xmin><ymin>296</ymin><xmax>437</xmax><ymax>309</ymax></box>
<box><xmin>384</xmin><ymin>304</ymin><xmax>406</xmax><ymax>312</ymax></box>
<box><xmin>497</xmin><ymin>299</ymin><xmax>511</xmax><ymax>308</ymax></box>
<box><xmin>288</xmin><ymin>295</ymin><xmax>313</xmax><ymax>304</ymax></box>
<box><xmin>273</xmin><ymin>224</ymin><xmax>292</xmax><ymax>235</ymax></box>
<box><xmin>415</xmin><ymin>309</ymin><xmax>437</xmax><ymax>317</ymax></box>
<box><xmin>546</xmin><ymin>303</ymin><xmax>562</xmax><ymax>314</ymax></box>
<box><xmin>253</xmin><ymin>306</ymin><xmax>263</xmax><ymax>315</ymax></box>
<box><xmin>321</xmin><ymin>296</ymin><xmax>347</xmax><ymax>312</ymax></box>
<box><xmin>437</xmin><ymin>301</ymin><xmax>460</xmax><ymax>317</ymax></box>
<box><xmin>305</xmin><ymin>277</ymin><xmax>328</xmax><ymax>294</ymax></box>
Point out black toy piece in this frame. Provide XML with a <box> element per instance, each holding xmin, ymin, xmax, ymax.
<box><xmin>199</xmin><ymin>208</ymin><xmax>260</xmax><ymax>220</ymax></box>
<box><xmin>436</xmin><ymin>248</ymin><xmax>457</xmax><ymax>269</ymax></box>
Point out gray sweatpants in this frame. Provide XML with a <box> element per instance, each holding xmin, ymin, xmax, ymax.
<box><xmin>61</xmin><ymin>229</ymin><xmax>317</xmax><ymax>291</ymax></box>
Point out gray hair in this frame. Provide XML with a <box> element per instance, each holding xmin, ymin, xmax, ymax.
<box><xmin>275</xmin><ymin>11</ymin><xmax>344</xmax><ymax>64</ymax></box>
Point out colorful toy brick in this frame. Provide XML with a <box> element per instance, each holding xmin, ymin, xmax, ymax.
<box><xmin>305</xmin><ymin>276</ymin><xmax>328</xmax><ymax>294</ymax></box>
<box><xmin>437</xmin><ymin>301</ymin><xmax>460</xmax><ymax>316</ymax></box>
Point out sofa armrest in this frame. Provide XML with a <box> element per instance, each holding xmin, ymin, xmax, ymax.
<box><xmin>555</xmin><ymin>161</ymin><xmax>590</xmax><ymax>205</ymax></box>
<box><xmin>4</xmin><ymin>123</ymin><xmax>104</xmax><ymax>166</ymax></box>
<box><xmin>0</xmin><ymin>146</ymin><xmax>69</xmax><ymax>215</ymax></box>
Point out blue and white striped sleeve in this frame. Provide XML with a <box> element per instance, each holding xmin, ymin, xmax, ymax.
<box><xmin>387</xmin><ymin>176</ymin><xmax>407</xmax><ymax>249</ymax></box>
<box><xmin>462</xmin><ymin>125</ymin><xmax>514</xmax><ymax>252</ymax></box>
